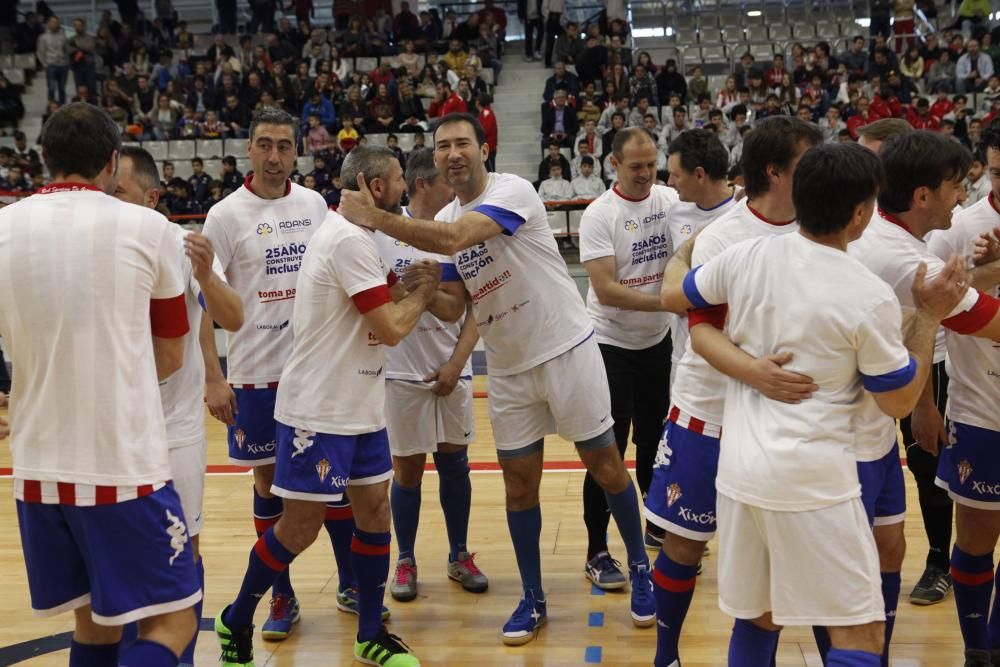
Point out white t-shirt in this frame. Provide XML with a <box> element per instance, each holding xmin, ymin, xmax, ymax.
<box><xmin>666</xmin><ymin>192</ymin><xmax>740</xmax><ymax>370</ymax></box>
<box><xmin>203</xmin><ymin>178</ymin><xmax>328</xmax><ymax>385</ymax></box>
<box><xmin>537</xmin><ymin>177</ymin><xmax>576</xmax><ymax>202</ymax></box>
<box><xmin>0</xmin><ymin>185</ymin><xmax>186</xmax><ymax>488</ymax></box>
<box><xmin>572</xmin><ymin>174</ymin><xmax>607</xmax><ymax>199</ymax></box>
<box><xmin>688</xmin><ymin>233</ymin><xmax>914</xmax><ymax>511</ymax></box>
<box><xmin>274</xmin><ymin>212</ymin><xmax>392</xmax><ymax>434</ymax></box>
<box><xmin>927</xmin><ymin>195</ymin><xmax>1000</xmax><ymax>432</ymax></box>
<box><xmin>158</xmin><ymin>224</ymin><xmax>227</xmax><ymax>449</ymax></box>
<box><xmin>579</xmin><ymin>184</ymin><xmax>679</xmax><ymax>350</ymax></box>
<box><xmin>671</xmin><ymin>199</ymin><xmax>799</xmax><ymax>425</ymax></box>
<box><xmin>438</xmin><ymin>172</ymin><xmax>593</xmax><ymax>376</ymax></box>
<box><xmin>374</xmin><ymin>212</ymin><xmax>472</xmax><ymax>382</ymax></box>
<box><xmin>848</xmin><ymin>210</ymin><xmax>982</xmax><ymax>459</ymax></box>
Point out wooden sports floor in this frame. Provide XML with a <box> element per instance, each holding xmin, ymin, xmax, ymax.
<box><xmin>0</xmin><ymin>378</ymin><xmax>975</xmax><ymax>665</ymax></box>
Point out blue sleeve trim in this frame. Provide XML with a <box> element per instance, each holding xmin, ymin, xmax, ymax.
<box><xmin>682</xmin><ymin>266</ymin><xmax>712</xmax><ymax>309</ymax></box>
<box><xmin>861</xmin><ymin>356</ymin><xmax>917</xmax><ymax>393</ymax></box>
<box><xmin>197</xmin><ymin>292</ymin><xmax>206</xmax><ymax>312</ymax></box>
<box><xmin>473</xmin><ymin>204</ymin><xmax>526</xmax><ymax>236</ymax></box>
<box><xmin>440</xmin><ymin>262</ymin><xmax>461</xmax><ymax>282</ymax></box>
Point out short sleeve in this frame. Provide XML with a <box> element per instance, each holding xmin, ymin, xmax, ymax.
<box><xmin>685</xmin><ymin>238</ymin><xmax>754</xmax><ymax>308</ymax></box>
<box><xmin>152</xmin><ymin>219</ymin><xmax>186</xmax><ymax>300</ymax></box>
<box><xmin>579</xmin><ymin>203</ymin><xmax>616</xmax><ymax>263</ymax></box>
<box><xmin>333</xmin><ymin>233</ymin><xmax>390</xmax><ymax>299</ymax></box>
<box><xmin>471</xmin><ymin>176</ymin><xmax>542</xmax><ymax>236</ymax></box>
<box><xmin>921</xmin><ymin>252</ymin><xmax>981</xmax><ymax>319</ymax></box>
<box><xmin>202</xmin><ymin>207</ymin><xmax>234</xmax><ymax>272</ymax></box>
<box><xmin>856</xmin><ymin>295</ymin><xmax>916</xmax><ymax>392</ymax></box>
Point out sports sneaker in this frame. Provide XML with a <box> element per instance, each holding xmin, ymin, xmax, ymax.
<box><xmin>336</xmin><ymin>585</ymin><xmax>391</xmax><ymax>620</ymax></box>
<box><xmin>501</xmin><ymin>590</ymin><xmax>547</xmax><ymax>646</ymax></box>
<box><xmin>447</xmin><ymin>551</ymin><xmax>489</xmax><ymax>593</ymax></box>
<box><xmin>965</xmin><ymin>648</ymin><xmax>992</xmax><ymax>667</ymax></box>
<box><xmin>630</xmin><ymin>562</ymin><xmax>656</xmax><ymax>628</ymax></box>
<box><xmin>260</xmin><ymin>594</ymin><xmax>300</xmax><ymax>640</ymax></box>
<box><xmin>910</xmin><ymin>565</ymin><xmax>952</xmax><ymax>605</ymax></box>
<box><xmin>215</xmin><ymin>606</ymin><xmax>255</xmax><ymax>667</ymax></box>
<box><xmin>584</xmin><ymin>551</ymin><xmax>628</xmax><ymax>591</ymax></box>
<box><xmin>354</xmin><ymin>626</ymin><xmax>421</xmax><ymax>666</ymax></box>
<box><xmin>644</xmin><ymin>524</ymin><xmax>665</xmax><ymax>552</ymax></box>
<box><xmin>391</xmin><ymin>558</ymin><xmax>418</xmax><ymax>602</ymax></box>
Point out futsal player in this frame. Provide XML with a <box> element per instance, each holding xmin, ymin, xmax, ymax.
<box><xmin>663</xmin><ymin>141</ymin><xmax>969</xmax><ymax>667</ymax></box>
<box><xmin>644</xmin><ymin>117</ymin><xmax>823</xmax><ymax>667</ymax></box>
<box><xmin>215</xmin><ymin>146</ymin><xmax>438</xmax><ymax>667</ymax></box>
<box><xmin>848</xmin><ymin>131</ymin><xmax>1000</xmax><ymax>666</ymax></box>
<box><xmin>203</xmin><ymin>108</ymin><xmax>354</xmax><ymax>639</ymax></box>
<box><xmin>113</xmin><ymin>145</ymin><xmax>244</xmax><ymax>666</ymax></box>
<box><xmin>376</xmin><ymin>147</ymin><xmax>488</xmax><ymax>602</ymax></box>
<box><xmin>338</xmin><ymin>113</ymin><xmax>656</xmax><ymax>645</ymax></box>
<box><xmin>925</xmin><ymin>125</ymin><xmax>1000</xmax><ymax>667</ymax></box>
<box><xmin>0</xmin><ymin>103</ymin><xmax>200</xmax><ymax>666</ymax></box>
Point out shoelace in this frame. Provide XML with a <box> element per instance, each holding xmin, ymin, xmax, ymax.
<box><xmin>458</xmin><ymin>553</ymin><xmax>483</xmax><ymax>576</ymax></box>
<box><xmin>596</xmin><ymin>553</ymin><xmax>623</xmax><ymax>575</ymax></box>
<box><xmin>379</xmin><ymin>631</ymin><xmax>413</xmax><ymax>654</ymax></box>
<box><xmin>269</xmin><ymin>594</ymin><xmax>290</xmax><ymax>621</ymax></box>
<box><xmin>221</xmin><ymin>627</ymin><xmax>254</xmax><ymax>663</ymax></box>
<box><xmin>395</xmin><ymin>562</ymin><xmax>416</xmax><ymax>585</ymax></box>
<box><xmin>916</xmin><ymin>567</ymin><xmax>945</xmax><ymax>591</ymax></box>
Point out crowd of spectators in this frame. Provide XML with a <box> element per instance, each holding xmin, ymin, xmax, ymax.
<box><xmin>531</xmin><ymin>10</ymin><xmax>1000</xmax><ymax>206</ymax></box>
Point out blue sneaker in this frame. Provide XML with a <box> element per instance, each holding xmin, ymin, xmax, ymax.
<box><xmin>336</xmin><ymin>585</ymin><xmax>391</xmax><ymax>621</ymax></box>
<box><xmin>630</xmin><ymin>562</ymin><xmax>655</xmax><ymax>628</ymax></box>
<box><xmin>501</xmin><ymin>590</ymin><xmax>547</xmax><ymax>646</ymax></box>
<box><xmin>261</xmin><ymin>595</ymin><xmax>300</xmax><ymax>641</ymax></box>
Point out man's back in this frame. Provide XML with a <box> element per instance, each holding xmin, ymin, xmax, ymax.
<box><xmin>0</xmin><ymin>185</ymin><xmax>184</xmax><ymax>488</ymax></box>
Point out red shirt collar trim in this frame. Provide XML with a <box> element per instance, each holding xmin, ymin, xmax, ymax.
<box><xmin>878</xmin><ymin>207</ymin><xmax>911</xmax><ymax>233</ymax></box>
<box><xmin>747</xmin><ymin>203</ymin><xmax>795</xmax><ymax>226</ymax></box>
<box><xmin>36</xmin><ymin>182</ymin><xmax>103</xmax><ymax>194</ymax></box>
<box><xmin>245</xmin><ymin>173</ymin><xmax>292</xmax><ymax>197</ymax></box>
<box><xmin>612</xmin><ymin>184</ymin><xmax>650</xmax><ymax>202</ymax></box>
<box><xmin>989</xmin><ymin>192</ymin><xmax>1000</xmax><ymax>217</ymax></box>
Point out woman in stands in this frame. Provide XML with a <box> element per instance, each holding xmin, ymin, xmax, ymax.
<box><xmin>716</xmin><ymin>76</ymin><xmax>738</xmax><ymax>110</ymax></box>
<box><xmin>773</xmin><ymin>72</ymin><xmax>799</xmax><ymax>112</ymax></box>
<box><xmin>609</xmin><ymin>63</ymin><xmax>628</xmax><ymax>95</ymax></box>
<box><xmin>636</xmin><ymin>51</ymin><xmax>658</xmax><ymax>75</ymax></box>
<box><xmin>330</xmin><ymin>47</ymin><xmax>351</xmax><ymax>83</ymax></box>
<box><xmin>416</xmin><ymin>65</ymin><xmax>438</xmax><ymax>98</ymax></box>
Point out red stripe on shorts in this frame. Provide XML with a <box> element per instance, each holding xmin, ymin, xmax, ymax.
<box><xmin>653</xmin><ymin>567</ymin><xmax>696</xmax><ymax>593</ymax></box>
<box><xmin>326</xmin><ymin>506</ymin><xmax>354</xmax><ymax>521</ymax></box>
<box><xmin>951</xmin><ymin>566</ymin><xmax>994</xmax><ymax>586</ymax></box>
<box><xmin>254</xmin><ymin>537</ymin><xmax>288</xmax><ymax>572</ymax></box>
<box><xmin>351</xmin><ymin>536</ymin><xmax>391</xmax><ymax>556</ymax></box>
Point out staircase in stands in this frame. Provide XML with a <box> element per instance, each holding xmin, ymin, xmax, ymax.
<box><xmin>493</xmin><ymin>43</ymin><xmax>549</xmax><ymax>182</ymax></box>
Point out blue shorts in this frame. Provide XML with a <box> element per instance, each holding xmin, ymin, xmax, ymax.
<box><xmin>16</xmin><ymin>485</ymin><xmax>201</xmax><ymax>625</ymax></box>
<box><xmin>643</xmin><ymin>419</ymin><xmax>720</xmax><ymax>540</ymax></box>
<box><xmin>857</xmin><ymin>444</ymin><xmax>906</xmax><ymax>526</ymax></box>
<box><xmin>936</xmin><ymin>419</ymin><xmax>1000</xmax><ymax>509</ymax></box>
<box><xmin>271</xmin><ymin>423</ymin><xmax>394</xmax><ymax>502</ymax></box>
<box><xmin>228</xmin><ymin>388</ymin><xmax>278</xmax><ymax>466</ymax></box>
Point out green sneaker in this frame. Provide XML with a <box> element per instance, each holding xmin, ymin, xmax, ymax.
<box><xmin>336</xmin><ymin>585</ymin><xmax>391</xmax><ymax>620</ymax></box>
<box><xmin>354</xmin><ymin>627</ymin><xmax>420</xmax><ymax>666</ymax></box>
<box><xmin>215</xmin><ymin>606</ymin><xmax>255</xmax><ymax>667</ymax></box>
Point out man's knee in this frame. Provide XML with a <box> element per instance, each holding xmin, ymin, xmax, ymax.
<box><xmin>827</xmin><ymin>622</ymin><xmax>885</xmax><ymax>655</ymax></box>
<box><xmin>579</xmin><ymin>443</ymin><xmax>630</xmax><ymax>493</ymax></box>
<box><xmin>393</xmin><ymin>453</ymin><xmax>426</xmax><ymax>488</ymax></box>
<box><xmin>500</xmin><ymin>454</ymin><xmax>542</xmax><ymax>510</ymax></box>
<box><xmin>73</xmin><ymin>606</ymin><xmax>122</xmax><ymax>645</ymax></box>
<box><xmin>253</xmin><ymin>464</ymin><xmax>276</xmax><ymax>496</ymax></box>
<box><xmin>873</xmin><ymin>523</ymin><xmax>906</xmax><ymax>571</ymax></box>
<box><xmin>274</xmin><ymin>500</ymin><xmax>326</xmax><ymax>553</ymax></box>
<box><xmin>662</xmin><ymin>533</ymin><xmax>707</xmax><ymax>567</ymax></box>
<box><xmin>138</xmin><ymin>608</ymin><xmax>198</xmax><ymax>656</ymax></box>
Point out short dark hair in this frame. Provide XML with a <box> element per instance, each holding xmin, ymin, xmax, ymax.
<box><xmin>580</xmin><ymin>156</ymin><xmax>594</xmax><ymax>167</ymax></box>
<box><xmin>405</xmin><ymin>147</ymin><xmax>438</xmax><ymax>194</ymax></box>
<box><xmin>878</xmin><ymin>131</ymin><xmax>972</xmax><ymax>214</ymax></box>
<box><xmin>432</xmin><ymin>112</ymin><xmax>487</xmax><ymax>146</ymax></box>
<box><xmin>981</xmin><ymin>124</ymin><xmax>1000</xmax><ymax>152</ymax></box>
<box><xmin>340</xmin><ymin>145</ymin><xmax>399</xmax><ymax>191</ymax></box>
<box><xmin>742</xmin><ymin>116</ymin><xmax>823</xmax><ymax>198</ymax></box>
<box><xmin>611</xmin><ymin>127</ymin><xmax>657</xmax><ymax>159</ymax></box>
<box><xmin>249</xmin><ymin>107</ymin><xmax>299</xmax><ymax>142</ymax></box>
<box><xmin>857</xmin><ymin>118</ymin><xmax>912</xmax><ymax>141</ymax></box>
<box><xmin>667</xmin><ymin>129</ymin><xmax>730</xmax><ymax>181</ymax></box>
<box><xmin>40</xmin><ymin>103</ymin><xmax>122</xmax><ymax>179</ymax></box>
<box><xmin>793</xmin><ymin>143</ymin><xmax>884</xmax><ymax>236</ymax></box>
<box><xmin>192</xmin><ymin>157</ymin><xmax>203</xmax><ymax>166</ymax></box>
<box><xmin>222</xmin><ymin>155</ymin><xmax>236</xmax><ymax>167</ymax></box>
<box><xmin>119</xmin><ymin>145</ymin><xmax>160</xmax><ymax>190</ymax></box>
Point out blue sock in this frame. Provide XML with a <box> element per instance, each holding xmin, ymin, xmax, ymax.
<box><xmin>728</xmin><ymin>619</ymin><xmax>780</xmax><ymax>667</ymax></box>
<box><xmin>989</xmin><ymin>569</ymin><xmax>1000</xmax><ymax>649</ymax></box>
<box><xmin>812</xmin><ymin>626</ymin><xmax>831</xmax><ymax>665</ymax></box>
<box><xmin>952</xmin><ymin>546</ymin><xmax>994</xmax><ymax>650</ymax></box>
<box><xmin>506</xmin><ymin>506</ymin><xmax>543</xmax><ymax>596</ymax></box>
<box><xmin>605</xmin><ymin>483</ymin><xmax>648</xmax><ymax>568</ymax></box>
<box><xmin>253</xmin><ymin>488</ymin><xmax>294</xmax><ymax>599</ymax></box>
<box><xmin>69</xmin><ymin>640</ymin><xmax>118</xmax><ymax>667</ymax></box>
<box><xmin>119</xmin><ymin>622</ymin><xmax>138</xmax><ymax>650</ymax></box>
<box><xmin>351</xmin><ymin>528</ymin><xmax>391</xmax><ymax>642</ymax></box>
<box><xmin>179</xmin><ymin>557</ymin><xmax>204</xmax><ymax>664</ymax></box>
<box><xmin>390</xmin><ymin>480</ymin><xmax>421</xmax><ymax>563</ymax></box>
<box><xmin>118</xmin><ymin>640</ymin><xmax>177</xmax><ymax>667</ymax></box>
<box><xmin>881</xmin><ymin>571</ymin><xmax>900</xmax><ymax>666</ymax></box>
<box><xmin>653</xmin><ymin>549</ymin><xmax>698</xmax><ymax>667</ymax></box>
<box><xmin>434</xmin><ymin>450</ymin><xmax>472</xmax><ymax>561</ymax></box>
<box><xmin>324</xmin><ymin>500</ymin><xmax>357</xmax><ymax>590</ymax></box>
<box><xmin>827</xmin><ymin>648</ymin><xmax>881</xmax><ymax>667</ymax></box>
<box><xmin>225</xmin><ymin>526</ymin><xmax>296</xmax><ymax>629</ymax></box>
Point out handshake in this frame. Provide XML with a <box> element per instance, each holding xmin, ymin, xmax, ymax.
<box><xmin>401</xmin><ymin>259</ymin><xmax>443</xmax><ymax>296</ymax></box>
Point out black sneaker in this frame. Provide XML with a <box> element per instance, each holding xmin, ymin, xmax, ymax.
<box><xmin>909</xmin><ymin>565</ymin><xmax>952</xmax><ymax>605</ymax></box>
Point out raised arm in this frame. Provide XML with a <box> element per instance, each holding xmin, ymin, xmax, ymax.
<box><xmin>185</xmin><ymin>231</ymin><xmax>244</xmax><ymax>331</ymax></box>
